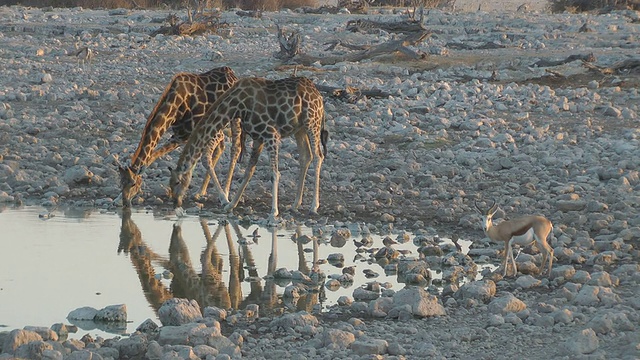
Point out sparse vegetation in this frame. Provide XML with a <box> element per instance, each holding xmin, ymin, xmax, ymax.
<box><xmin>0</xmin><ymin>0</ymin><xmax>318</xmax><ymax>10</ymax></box>
<box><xmin>370</xmin><ymin>0</ymin><xmax>451</xmax><ymax>8</ymax></box>
<box><xmin>549</xmin><ymin>0</ymin><xmax>640</xmax><ymax>13</ymax></box>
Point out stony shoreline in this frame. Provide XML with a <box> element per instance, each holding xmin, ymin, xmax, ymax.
<box><xmin>1</xmin><ymin>4</ymin><xmax>640</xmax><ymax>359</ymax></box>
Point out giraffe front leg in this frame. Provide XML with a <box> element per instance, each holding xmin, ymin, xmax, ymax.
<box><xmin>224</xmin><ymin>118</ymin><xmax>243</xmax><ymax>199</ymax></box>
<box><xmin>175</xmin><ymin>206</ymin><xmax>187</xmax><ymax>218</ymax></box>
<box><xmin>197</xmin><ymin>135</ymin><xmax>228</xmax><ymax>206</ymax></box>
<box><xmin>224</xmin><ymin>141</ymin><xmax>264</xmax><ymax>214</ymax></box>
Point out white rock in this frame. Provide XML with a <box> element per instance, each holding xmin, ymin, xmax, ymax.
<box><xmin>564</xmin><ymin>328</ymin><xmax>599</xmax><ymax>355</ymax></box>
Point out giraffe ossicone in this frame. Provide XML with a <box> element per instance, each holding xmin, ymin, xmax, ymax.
<box><xmin>118</xmin><ymin>66</ymin><xmax>241</xmax><ymax>208</ymax></box>
<box><xmin>170</xmin><ymin>76</ymin><xmax>327</xmax><ymax>219</ymax></box>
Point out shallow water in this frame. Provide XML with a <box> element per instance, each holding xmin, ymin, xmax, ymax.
<box><xmin>0</xmin><ymin>205</ymin><xmax>482</xmax><ymax>339</ymax></box>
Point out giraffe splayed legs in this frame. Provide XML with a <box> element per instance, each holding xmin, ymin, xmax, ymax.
<box><xmin>170</xmin><ymin>76</ymin><xmax>327</xmax><ymax>221</ymax></box>
<box><xmin>116</xmin><ymin>66</ymin><xmax>241</xmax><ymax>208</ymax></box>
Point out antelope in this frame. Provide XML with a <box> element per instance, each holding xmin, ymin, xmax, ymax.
<box><xmin>475</xmin><ymin>200</ymin><xmax>554</xmax><ymax>278</ymax></box>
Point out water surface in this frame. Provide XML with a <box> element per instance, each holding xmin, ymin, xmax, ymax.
<box><xmin>0</xmin><ymin>205</ymin><xmax>480</xmax><ymax>339</ymax></box>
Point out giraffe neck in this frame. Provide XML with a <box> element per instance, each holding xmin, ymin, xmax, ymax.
<box><xmin>129</xmin><ymin>126</ymin><xmax>165</xmax><ymax>173</ymax></box>
<box><xmin>129</xmin><ymin>75</ymin><xmax>188</xmax><ymax>173</ymax></box>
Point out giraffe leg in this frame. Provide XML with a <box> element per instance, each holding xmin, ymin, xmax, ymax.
<box><xmin>149</xmin><ymin>141</ymin><xmax>181</xmax><ymax>163</ymax></box>
<box><xmin>267</xmin><ymin>137</ymin><xmax>281</xmax><ymax>221</ymax></box>
<box><xmin>293</xmin><ymin>130</ymin><xmax>312</xmax><ymax>213</ymax></box>
<box><xmin>224</xmin><ymin>141</ymin><xmax>264</xmax><ymax>214</ymax></box>
<box><xmin>308</xmin><ymin>128</ymin><xmax>324</xmax><ymax>215</ymax></box>
<box><xmin>223</xmin><ymin>118</ymin><xmax>243</xmax><ymax>199</ymax></box>
<box><xmin>198</xmin><ymin>132</ymin><xmax>228</xmax><ymax>205</ymax></box>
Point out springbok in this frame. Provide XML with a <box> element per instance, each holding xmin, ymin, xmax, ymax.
<box><xmin>475</xmin><ymin>200</ymin><xmax>554</xmax><ymax>278</ymax></box>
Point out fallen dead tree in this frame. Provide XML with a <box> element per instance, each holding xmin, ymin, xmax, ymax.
<box><xmin>278</xmin><ymin>30</ymin><xmax>432</xmax><ymax>65</ymax></box>
<box><xmin>445</xmin><ymin>41</ymin><xmax>507</xmax><ymax>50</ymax></box>
<box><xmin>346</xmin><ymin>19</ymin><xmax>427</xmax><ymax>33</ymax></box>
<box><xmin>273</xmin><ymin>64</ymin><xmax>398</xmax><ymax>102</ymax></box>
<box><xmin>582</xmin><ymin>58</ymin><xmax>640</xmax><ymax>74</ymax></box>
<box><xmin>530</xmin><ymin>53</ymin><xmax>596</xmax><ymax>68</ymax></box>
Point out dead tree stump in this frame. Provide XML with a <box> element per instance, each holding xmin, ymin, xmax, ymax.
<box><xmin>275</xmin><ymin>25</ymin><xmax>301</xmax><ymax>61</ymax></box>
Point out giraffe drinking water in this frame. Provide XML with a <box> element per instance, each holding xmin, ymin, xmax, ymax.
<box><xmin>170</xmin><ymin>76</ymin><xmax>327</xmax><ymax>220</ymax></box>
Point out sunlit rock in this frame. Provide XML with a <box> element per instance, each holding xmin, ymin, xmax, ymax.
<box><xmin>158</xmin><ymin>298</ymin><xmax>203</xmax><ymax>326</ymax></box>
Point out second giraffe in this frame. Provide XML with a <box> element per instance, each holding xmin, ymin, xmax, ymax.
<box><xmin>117</xmin><ymin>66</ymin><xmax>242</xmax><ymax>208</ymax></box>
<box><xmin>170</xmin><ymin>76</ymin><xmax>327</xmax><ymax>220</ymax></box>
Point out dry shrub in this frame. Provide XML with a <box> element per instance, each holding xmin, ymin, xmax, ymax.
<box><xmin>371</xmin><ymin>0</ymin><xmax>449</xmax><ymax>7</ymax></box>
<box><xmin>549</xmin><ymin>0</ymin><xmax>640</xmax><ymax>12</ymax></box>
<box><xmin>231</xmin><ymin>0</ymin><xmax>317</xmax><ymax>10</ymax></box>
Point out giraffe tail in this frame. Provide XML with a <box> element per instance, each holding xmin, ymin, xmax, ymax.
<box><xmin>238</xmin><ymin>127</ymin><xmax>247</xmax><ymax>163</ymax></box>
<box><xmin>320</xmin><ymin>112</ymin><xmax>328</xmax><ymax>157</ymax></box>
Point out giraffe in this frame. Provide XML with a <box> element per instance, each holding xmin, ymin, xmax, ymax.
<box><xmin>117</xmin><ymin>66</ymin><xmax>242</xmax><ymax>208</ymax></box>
<box><xmin>170</xmin><ymin>76</ymin><xmax>327</xmax><ymax>220</ymax></box>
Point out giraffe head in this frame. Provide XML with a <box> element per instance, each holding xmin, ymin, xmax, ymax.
<box><xmin>169</xmin><ymin>164</ymin><xmax>193</xmax><ymax>208</ymax></box>
<box><xmin>119</xmin><ymin>166</ymin><xmax>143</xmax><ymax>208</ymax></box>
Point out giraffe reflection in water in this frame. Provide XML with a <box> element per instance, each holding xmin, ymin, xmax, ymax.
<box><xmin>118</xmin><ymin>211</ymin><xmax>324</xmax><ymax>317</ymax></box>
<box><xmin>118</xmin><ymin>209</ymin><xmax>172</xmax><ymax>312</ymax></box>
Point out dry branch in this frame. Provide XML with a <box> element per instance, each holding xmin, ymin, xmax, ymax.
<box><xmin>290</xmin><ymin>31</ymin><xmax>432</xmax><ymax>66</ymax></box>
<box><xmin>446</xmin><ymin>41</ymin><xmax>507</xmax><ymax>50</ymax></box>
<box><xmin>582</xmin><ymin>58</ymin><xmax>640</xmax><ymax>74</ymax></box>
<box><xmin>544</xmin><ymin>69</ymin><xmax>566</xmax><ymax>78</ymax></box>
<box><xmin>531</xmin><ymin>53</ymin><xmax>596</xmax><ymax>68</ymax></box>
<box><xmin>236</xmin><ymin>10</ymin><xmax>262</xmax><ymax>18</ymax></box>
<box><xmin>315</xmin><ymin>84</ymin><xmax>397</xmax><ymax>102</ymax></box>
<box><xmin>346</xmin><ymin>19</ymin><xmax>427</xmax><ymax>33</ymax></box>
<box><xmin>323</xmin><ymin>40</ymin><xmax>371</xmax><ymax>52</ymax></box>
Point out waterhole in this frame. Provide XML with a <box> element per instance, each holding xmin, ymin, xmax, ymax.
<box><xmin>0</xmin><ymin>205</ymin><xmax>487</xmax><ymax>339</ymax></box>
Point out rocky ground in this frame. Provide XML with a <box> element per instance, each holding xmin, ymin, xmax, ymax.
<box><xmin>1</xmin><ymin>3</ymin><xmax>640</xmax><ymax>359</ymax></box>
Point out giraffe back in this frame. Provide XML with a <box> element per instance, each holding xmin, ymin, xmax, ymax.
<box><xmin>219</xmin><ymin>76</ymin><xmax>323</xmax><ymax>137</ymax></box>
<box><xmin>169</xmin><ymin>67</ymin><xmax>238</xmax><ymax>143</ymax></box>
<box><xmin>177</xmin><ymin>76</ymin><xmax>325</xmax><ymax>171</ymax></box>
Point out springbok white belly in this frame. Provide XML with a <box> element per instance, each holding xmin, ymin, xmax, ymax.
<box><xmin>509</xmin><ymin>228</ymin><xmax>535</xmax><ymax>247</ymax></box>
